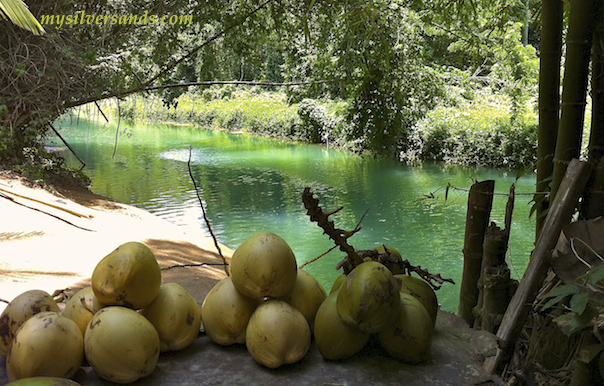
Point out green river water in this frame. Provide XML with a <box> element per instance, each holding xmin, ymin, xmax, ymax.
<box><xmin>51</xmin><ymin>116</ymin><xmax>536</xmax><ymax>312</ymax></box>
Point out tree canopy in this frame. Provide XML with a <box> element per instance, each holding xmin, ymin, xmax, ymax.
<box><xmin>1</xmin><ymin>0</ymin><xmax>540</xmax><ymax>168</ymax></box>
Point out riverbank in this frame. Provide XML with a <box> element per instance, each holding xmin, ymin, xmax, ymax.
<box><xmin>0</xmin><ymin>170</ymin><xmax>233</xmax><ymax>314</ymax></box>
<box><xmin>94</xmin><ymin>86</ymin><xmax>537</xmax><ymax>169</ymax></box>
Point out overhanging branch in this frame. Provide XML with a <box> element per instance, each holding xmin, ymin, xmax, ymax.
<box><xmin>65</xmin><ymin>0</ymin><xmax>279</xmax><ymax>110</ymax></box>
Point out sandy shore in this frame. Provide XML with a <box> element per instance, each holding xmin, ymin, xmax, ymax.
<box><xmin>0</xmin><ymin>172</ymin><xmax>232</xmax><ymax>313</ymax></box>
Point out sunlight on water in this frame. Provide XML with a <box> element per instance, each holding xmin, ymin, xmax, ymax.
<box><xmin>51</xmin><ymin>116</ymin><xmax>536</xmax><ymax>312</ymax></box>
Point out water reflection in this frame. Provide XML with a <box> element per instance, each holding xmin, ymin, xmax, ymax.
<box><xmin>51</xmin><ymin>116</ymin><xmax>536</xmax><ymax>312</ymax></box>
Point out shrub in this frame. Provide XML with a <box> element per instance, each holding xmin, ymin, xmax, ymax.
<box><xmin>402</xmin><ymin>89</ymin><xmax>537</xmax><ymax>170</ymax></box>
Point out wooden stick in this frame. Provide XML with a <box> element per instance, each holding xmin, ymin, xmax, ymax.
<box><xmin>484</xmin><ymin>158</ymin><xmax>593</xmax><ymax>375</ymax></box>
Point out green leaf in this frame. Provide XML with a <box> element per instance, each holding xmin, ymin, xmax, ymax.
<box><xmin>539</xmin><ymin>284</ymin><xmax>580</xmax><ymax>299</ymax></box>
<box><xmin>570</xmin><ymin>292</ymin><xmax>589</xmax><ymax>315</ymax></box>
<box><xmin>541</xmin><ymin>294</ymin><xmax>569</xmax><ymax>311</ymax></box>
<box><xmin>539</xmin><ymin>284</ymin><xmax>580</xmax><ymax>310</ymax></box>
<box><xmin>586</xmin><ymin>265</ymin><xmax>604</xmax><ymax>287</ymax></box>
<box><xmin>0</xmin><ymin>0</ymin><xmax>45</xmax><ymax>35</ymax></box>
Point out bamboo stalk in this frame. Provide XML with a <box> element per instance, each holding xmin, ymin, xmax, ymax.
<box><xmin>550</xmin><ymin>0</ymin><xmax>601</xmax><ymax>201</ymax></box>
<box><xmin>536</xmin><ymin>0</ymin><xmax>563</xmax><ymax>238</ymax></box>
<box><xmin>581</xmin><ymin>22</ymin><xmax>604</xmax><ymax>219</ymax></box>
<box><xmin>484</xmin><ymin>158</ymin><xmax>593</xmax><ymax>375</ymax></box>
<box><xmin>458</xmin><ymin>180</ymin><xmax>494</xmax><ymax>326</ymax></box>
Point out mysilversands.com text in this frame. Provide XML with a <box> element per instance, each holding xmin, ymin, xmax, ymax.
<box><xmin>40</xmin><ymin>11</ymin><xmax>193</xmax><ymax>29</ymax></box>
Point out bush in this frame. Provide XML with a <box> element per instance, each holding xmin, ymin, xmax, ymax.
<box><xmin>402</xmin><ymin>89</ymin><xmax>537</xmax><ymax>170</ymax></box>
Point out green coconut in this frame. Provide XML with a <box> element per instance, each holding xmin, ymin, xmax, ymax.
<box><xmin>330</xmin><ymin>273</ymin><xmax>346</xmax><ymax>294</ymax></box>
<box><xmin>314</xmin><ymin>290</ymin><xmax>370</xmax><ymax>360</ymax></box>
<box><xmin>378</xmin><ymin>293</ymin><xmax>433</xmax><ymax>364</ymax></box>
<box><xmin>336</xmin><ymin>261</ymin><xmax>401</xmax><ymax>333</ymax></box>
<box><xmin>396</xmin><ymin>274</ymin><xmax>439</xmax><ymax>327</ymax></box>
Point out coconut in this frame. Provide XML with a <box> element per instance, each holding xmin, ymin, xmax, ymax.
<box><xmin>276</xmin><ymin>269</ymin><xmax>326</xmax><ymax>332</ymax></box>
<box><xmin>230</xmin><ymin>232</ymin><xmax>297</xmax><ymax>298</ymax></box>
<box><xmin>3</xmin><ymin>378</ymin><xmax>82</xmax><ymax>386</ymax></box>
<box><xmin>245</xmin><ymin>299</ymin><xmax>311</xmax><ymax>368</ymax></box>
<box><xmin>91</xmin><ymin>242</ymin><xmax>161</xmax><ymax>309</ymax></box>
<box><xmin>314</xmin><ymin>290</ymin><xmax>370</xmax><ymax>360</ymax></box>
<box><xmin>140</xmin><ymin>283</ymin><xmax>201</xmax><ymax>352</ymax></box>
<box><xmin>6</xmin><ymin>312</ymin><xmax>83</xmax><ymax>382</ymax></box>
<box><xmin>336</xmin><ymin>261</ymin><xmax>401</xmax><ymax>333</ymax></box>
<box><xmin>200</xmin><ymin>276</ymin><xmax>258</xmax><ymax>346</ymax></box>
<box><xmin>0</xmin><ymin>290</ymin><xmax>60</xmax><ymax>356</ymax></box>
<box><xmin>330</xmin><ymin>273</ymin><xmax>346</xmax><ymax>294</ymax></box>
<box><xmin>396</xmin><ymin>274</ymin><xmax>439</xmax><ymax>327</ymax></box>
<box><xmin>84</xmin><ymin>306</ymin><xmax>160</xmax><ymax>383</ymax></box>
<box><xmin>62</xmin><ymin>287</ymin><xmax>106</xmax><ymax>336</ymax></box>
<box><xmin>378</xmin><ymin>293</ymin><xmax>433</xmax><ymax>364</ymax></box>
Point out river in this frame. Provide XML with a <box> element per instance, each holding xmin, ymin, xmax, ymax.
<box><xmin>50</xmin><ymin>115</ymin><xmax>536</xmax><ymax>312</ymax></box>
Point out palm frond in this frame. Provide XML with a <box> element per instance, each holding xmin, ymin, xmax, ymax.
<box><xmin>0</xmin><ymin>0</ymin><xmax>45</xmax><ymax>35</ymax></box>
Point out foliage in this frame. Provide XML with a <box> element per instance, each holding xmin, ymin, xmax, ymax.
<box><xmin>539</xmin><ymin>266</ymin><xmax>604</xmax><ymax>337</ymax></box>
<box><xmin>1</xmin><ymin>0</ymin><xmax>542</xmax><ymax>176</ymax></box>
<box><xmin>105</xmin><ymin>88</ymin><xmax>361</xmax><ymax>150</ymax></box>
<box><xmin>401</xmin><ymin>87</ymin><xmax>538</xmax><ymax>170</ymax></box>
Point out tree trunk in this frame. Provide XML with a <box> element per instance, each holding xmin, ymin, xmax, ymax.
<box><xmin>458</xmin><ymin>180</ymin><xmax>494</xmax><ymax>326</ymax></box>
<box><xmin>536</xmin><ymin>0</ymin><xmax>563</xmax><ymax>238</ymax></box>
<box><xmin>550</xmin><ymin>0</ymin><xmax>601</xmax><ymax>202</ymax></box>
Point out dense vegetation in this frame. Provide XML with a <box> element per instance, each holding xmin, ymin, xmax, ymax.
<box><xmin>1</xmin><ymin>0</ymin><xmax>541</xmax><ymax>179</ymax></box>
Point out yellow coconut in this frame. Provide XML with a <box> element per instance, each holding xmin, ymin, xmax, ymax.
<box><xmin>378</xmin><ymin>293</ymin><xmax>433</xmax><ymax>364</ymax></box>
<box><xmin>230</xmin><ymin>232</ymin><xmax>297</xmax><ymax>299</ymax></box>
<box><xmin>6</xmin><ymin>312</ymin><xmax>83</xmax><ymax>382</ymax></box>
<box><xmin>396</xmin><ymin>274</ymin><xmax>439</xmax><ymax>327</ymax></box>
<box><xmin>245</xmin><ymin>299</ymin><xmax>311</xmax><ymax>369</ymax></box>
<box><xmin>91</xmin><ymin>241</ymin><xmax>161</xmax><ymax>309</ymax></box>
<box><xmin>276</xmin><ymin>269</ymin><xmax>326</xmax><ymax>332</ymax></box>
<box><xmin>0</xmin><ymin>290</ymin><xmax>60</xmax><ymax>356</ymax></box>
<box><xmin>84</xmin><ymin>306</ymin><xmax>160</xmax><ymax>383</ymax></box>
<box><xmin>139</xmin><ymin>283</ymin><xmax>201</xmax><ymax>352</ymax></box>
<box><xmin>314</xmin><ymin>290</ymin><xmax>370</xmax><ymax>360</ymax></box>
<box><xmin>336</xmin><ymin>261</ymin><xmax>401</xmax><ymax>333</ymax></box>
<box><xmin>62</xmin><ymin>287</ymin><xmax>106</xmax><ymax>336</ymax></box>
<box><xmin>4</xmin><ymin>378</ymin><xmax>82</xmax><ymax>386</ymax></box>
<box><xmin>201</xmin><ymin>276</ymin><xmax>258</xmax><ymax>346</ymax></box>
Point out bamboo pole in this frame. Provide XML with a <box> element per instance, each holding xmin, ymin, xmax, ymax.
<box><xmin>536</xmin><ymin>0</ymin><xmax>563</xmax><ymax>238</ymax></box>
<box><xmin>474</xmin><ymin>185</ymin><xmax>516</xmax><ymax>332</ymax></box>
<box><xmin>458</xmin><ymin>180</ymin><xmax>494</xmax><ymax>326</ymax></box>
<box><xmin>484</xmin><ymin>159</ymin><xmax>593</xmax><ymax>375</ymax></box>
<box><xmin>581</xmin><ymin>22</ymin><xmax>604</xmax><ymax>219</ymax></box>
<box><xmin>550</xmin><ymin>0</ymin><xmax>601</xmax><ymax>201</ymax></box>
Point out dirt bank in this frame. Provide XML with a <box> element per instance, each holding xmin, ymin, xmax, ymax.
<box><xmin>0</xmin><ymin>171</ymin><xmax>232</xmax><ymax>313</ymax></box>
